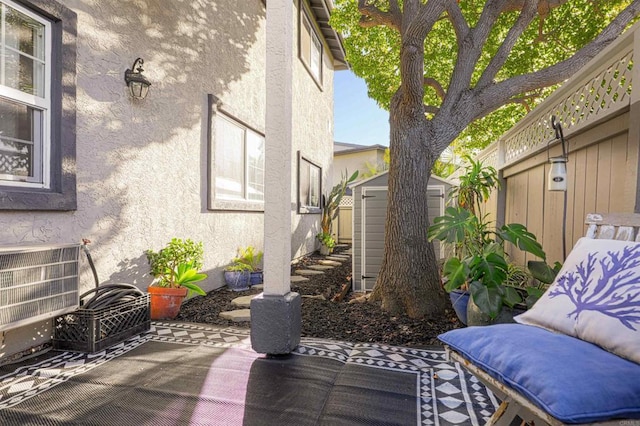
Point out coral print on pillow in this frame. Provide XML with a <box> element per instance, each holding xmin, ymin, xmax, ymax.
<box><xmin>516</xmin><ymin>237</ymin><xmax>640</xmax><ymax>364</ymax></box>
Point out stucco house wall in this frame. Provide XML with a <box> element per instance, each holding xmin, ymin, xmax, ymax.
<box><xmin>0</xmin><ymin>0</ymin><xmax>343</xmax><ymax>360</ymax></box>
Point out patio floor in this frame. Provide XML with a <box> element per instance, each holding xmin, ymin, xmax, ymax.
<box><xmin>0</xmin><ymin>321</ymin><xmax>499</xmax><ymax>425</ymax></box>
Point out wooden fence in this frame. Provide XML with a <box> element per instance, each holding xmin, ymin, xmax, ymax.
<box><xmin>455</xmin><ymin>21</ymin><xmax>640</xmax><ymax>265</ymax></box>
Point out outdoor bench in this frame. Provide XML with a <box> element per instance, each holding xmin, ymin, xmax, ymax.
<box><xmin>439</xmin><ymin>213</ymin><xmax>640</xmax><ymax>425</ymax></box>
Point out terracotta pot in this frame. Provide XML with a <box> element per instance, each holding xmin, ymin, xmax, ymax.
<box><xmin>148</xmin><ymin>286</ymin><xmax>188</xmax><ymax>320</ymax></box>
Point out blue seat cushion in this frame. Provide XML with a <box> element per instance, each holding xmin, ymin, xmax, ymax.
<box><xmin>439</xmin><ymin>324</ymin><xmax>640</xmax><ymax>424</ymax></box>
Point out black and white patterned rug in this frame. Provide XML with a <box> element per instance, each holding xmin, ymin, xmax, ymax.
<box><xmin>0</xmin><ymin>322</ymin><xmax>498</xmax><ymax>425</ymax></box>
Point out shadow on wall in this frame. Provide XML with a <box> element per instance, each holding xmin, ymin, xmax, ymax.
<box><xmin>65</xmin><ymin>0</ymin><xmax>265</xmax><ymax>286</ymax></box>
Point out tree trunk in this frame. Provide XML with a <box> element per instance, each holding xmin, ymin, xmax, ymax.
<box><xmin>370</xmin><ymin>96</ymin><xmax>448</xmax><ymax>319</ymax></box>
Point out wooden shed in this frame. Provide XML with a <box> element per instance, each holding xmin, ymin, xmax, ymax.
<box><xmin>351</xmin><ymin>172</ymin><xmax>453</xmax><ymax>292</ymax></box>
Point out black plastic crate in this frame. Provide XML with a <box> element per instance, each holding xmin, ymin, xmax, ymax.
<box><xmin>53</xmin><ymin>293</ymin><xmax>150</xmax><ymax>353</ymax></box>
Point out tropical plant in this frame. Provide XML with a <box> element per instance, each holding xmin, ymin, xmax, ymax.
<box><xmin>321</xmin><ymin>170</ymin><xmax>359</xmax><ymax>235</ymax></box>
<box><xmin>232</xmin><ymin>246</ymin><xmax>263</xmax><ymax>272</ymax></box>
<box><xmin>146</xmin><ymin>238</ymin><xmax>206</xmax><ymax>292</ymax></box>
<box><xmin>449</xmin><ymin>156</ymin><xmax>499</xmax><ymax>216</ymax></box>
<box><xmin>330</xmin><ymin>0</ymin><xmax>640</xmax><ymax>319</ymax></box>
<box><xmin>428</xmin><ymin>206</ymin><xmax>548</xmax><ymax>318</ymax></box>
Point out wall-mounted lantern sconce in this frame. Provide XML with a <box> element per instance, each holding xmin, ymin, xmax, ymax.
<box><xmin>548</xmin><ymin>115</ymin><xmax>568</xmax><ymax>191</ymax></box>
<box><xmin>124</xmin><ymin>58</ymin><xmax>151</xmax><ymax>100</ymax></box>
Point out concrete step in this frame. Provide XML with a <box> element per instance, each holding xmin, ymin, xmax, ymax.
<box><xmin>308</xmin><ymin>265</ymin><xmax>334</xmax><ymax>271</ymax></box>
<box><xmin>231</xmin><ymin>295</ymin><xmax>256</xmax><ymax>308</ymax></box>
<box><xmin>318</xmin><ymin>260</ymin><xmax>341</xmax><ymax>266</ymax></box>
<box><xmin>219</xmin><ymin>309</ymin><xmax>251</xmax><ymax>322</ymax></box>
<box><xmin>325</xmin><ymin>256</ymin><xmax>345</xmax><ymax>262</ymax></box>
<box><xmin>295</xmin><ymin>269</ymin><xmax>325</xmax><ymax>275</ymax></box>
<box><xmin>290</xmin><ymin>275</ymin><xmax>310</xmax><ymax>282</ymax></box>
<box><xmin>329</xmin><ymin>255</ymin><xmax>350</xmax><ymax>260</ymax></box>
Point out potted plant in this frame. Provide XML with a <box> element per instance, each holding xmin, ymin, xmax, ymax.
<box><xmin>316</xmin><ymin>232</ymin><xmax>336</xmax><ymax>255</ymax></box>
<box><xmin>146</xmin><ymin>238</ymin><xmax>207</xmax><ymax>320</ymax></box>
<box><xmin>233</xmin><ymin>246</ymin><xmax>264</xmax><ymax>285</ymax></box>
<box><xmin>318</xmin><ymin>170</ymin><xmax>359</xmax><ymax>254</ymax></box>
<box><xmin>224</xmin><ymin>262</ymin><xmax>252</xmax><ymax>291</ymax></box>
<box><xmin>428</xmin><ymin>206</ymin><xmax>554</xmax><ymax>325</ymax></box>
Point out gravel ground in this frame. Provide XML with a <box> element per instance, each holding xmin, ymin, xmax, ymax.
<box><xmin>177</xmin><ymin>245</ymin><xmax>462</xmax><ymax>347</ymax></box>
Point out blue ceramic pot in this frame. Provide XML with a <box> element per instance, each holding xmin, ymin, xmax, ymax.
<box><xmin>449</xmin><ymin>289</ymin><xmax>470</xmax><ymax>325</ymax></box>
<box><xmin>224</xmin><ymin>271</ymin><xmax>251</xmax><ymax>291</ymax></box>
<box><xmin>250</xmin><ymin>271</ymin><xmax>263</xmax><ymax>286</ymax></box>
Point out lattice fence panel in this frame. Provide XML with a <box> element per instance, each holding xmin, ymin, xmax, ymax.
<box><xmin>504</xmin><ymin>51</ymin><xmax>633</xmax><ymax>164</ymax></box>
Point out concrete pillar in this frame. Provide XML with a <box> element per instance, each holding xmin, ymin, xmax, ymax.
<box><xmin>250</xmin><ymin>0</ymin><xmax>301</xmax><ymax>354</ymax></box>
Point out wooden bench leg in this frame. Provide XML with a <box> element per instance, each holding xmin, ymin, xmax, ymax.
<box><xmin>488</xmin><ymin>397</ymin><xmax>524</xmax><ymax>426</ymax></box>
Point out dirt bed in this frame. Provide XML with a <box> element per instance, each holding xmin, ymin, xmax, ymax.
<box><xmin>177</xmin><ymin>245</ymin><xmax>462</xmax><ymax>347</ymax></box>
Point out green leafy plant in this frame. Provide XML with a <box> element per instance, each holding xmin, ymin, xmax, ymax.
<box><xmin>449</xmin><ymin>155</ymin><xmax>499</xmax><ymax>216</ymax></box>
<box><xmin>321</xmin><ymin>170</ymin><xmax>359</xmax><ymax>234</ymax></box>
<box><xmin>173</xmin><ymin>262</ymin><xmax>207</xmax><ymax>295</ymax></box>
<box><xmin>316</xmin><ymin>232</ymin><xmax>336</xmax><ymax>249</ymax></box>
<box><xmin>429</xmin><ymin>206</ymin><xmax>548</xmax><ymax>318</ymax></box>
<box><xmin>232</xmin><ymin>246</ymin><xmax>263</xmax><ymax>272</ymax></box>
<box><xmin>224</xmin><ymin>262</ymin><xmax>252</xmax><ymax>272</ymax></box>
<box><xmin>146</xmin><ymin>238</ymin><xmax>207</xmax><ymax>293</ymax></box>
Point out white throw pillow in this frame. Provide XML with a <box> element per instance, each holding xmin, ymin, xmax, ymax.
<box><xmin>516</xmin><ymin>237</ymin><xmax>640</xmax><ymax>364</ymax></box>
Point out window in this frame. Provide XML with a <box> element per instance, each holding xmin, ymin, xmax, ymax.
<box><xmin>0</xmin><ymin>0</ymin><xmax>77</xmax><ymax>211</ymax></box>
<box><xmin>298</xmin><ymin>152</ymin><xmax>321</xmax><ymax>214</ymax></box>
<box><xmin>299</xmin><ymin>6</ymin><xmax>322</xmax><ymax>85</ymax></box>
<box><xmin>209</xmin><ymin>106</ymin><xmax>265</xmax><ymax>211</ymax></box>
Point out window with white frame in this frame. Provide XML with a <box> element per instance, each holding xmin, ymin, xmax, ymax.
<box><xmin>298</xmin><ymin>152</ymin><xmax>321</xmax><ymax>214</ymax></box>
<box><xmin>0</xmin><ymin>0</ymin><xmax>50</xmax><ymax>188</ymax></box>
<box><xmin>211</xmin><ymin>111</ymin><xmax>265</xmax><ymax>209</ymax></box>
<box><xmin>0</xmin><ymin>0</ymin><xmax>76</xmax><ymax>211</ymax></box>
<box><xmin>299</xmin><ymin>6</ymin><xmax>322</xmax><ymax>85</ymax></box>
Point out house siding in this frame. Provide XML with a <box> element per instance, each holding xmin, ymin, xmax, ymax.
<box><xmin>0</xmin><ymin>0</ymin><xmax>337</xmax><ymax>359</ymax></box>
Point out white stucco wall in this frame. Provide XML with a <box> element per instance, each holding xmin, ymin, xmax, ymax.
<box><xmin>0</xmin><ymin>0</ymin><xmax>337</xmax><ymax>359</ymax></box>
<box><xmin>292</xmin><ymin>0</ymin><xmax>336</xmax><ymax>258</ymax></box>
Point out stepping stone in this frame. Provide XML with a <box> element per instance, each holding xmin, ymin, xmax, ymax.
<box><xmin>301</xmin><ymin>294</ymin><xmax>326</xmax><ymax>300</ymax></box>
<box><xmin>295</xmin><ymin>269</ymin><xmax>325</xmax><ymax>275</ymax></box>
<box><xmin>319</xmin><ymin>260</ymin><xmax>341</xmax><ymax>266</ymax></box>
<box><xmin>219</xmin><ymin>309</ymin><xmax>251</xmax><ymax>322</ymax></box>
<box><xmin>330</xmin><ymin>255</ymin><xmax>350</xmax><ymax>260</ymax></box>
<box><xmin>231</xmin><ymin>295</ymin><xmax>256</xmax><ymax>308</ymax></box>
<box><xmin>252</xmin><ymin>284</ymin><xmax>264</xmax><ymax>291</ymax></box>
<box><xmin>308</xmin><ymin>265</ymin><xmax>334</xmax><ymax>271</ymax></box>
<box><xmin>335</xmin><ymin>244</ymin><xmax>349</xmax><ymax>248</ymax></box>
<box><xmin>343</xmin><ymin>250</ymin><xmax>352</xmax><ymax>255</ymax></box>
<box><xmin>290</xmin><ymin>275</ymin><xmax>309</xmax><ymax>282</ymax></box>
<box><xmin>325</xmin><ymin>256</ymin><xmax>345</xmax><ymax>262</ymax></box>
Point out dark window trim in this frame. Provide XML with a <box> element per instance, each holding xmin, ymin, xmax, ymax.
<box><xmin>0</xmin><ymin>0</ymin><xmax>77</xmax><ymax>211</ymax></box>
<box><xmin>298</xmin><ymin>0</ymin><xmax>323</xmax><ymax>90</ymax></box>
<box><xmin>297</xmin><ymin>151</ymin><xmax>322</xmax><ymax>214</ymax></box>
<box><xmin>207</xmin><ymin>94</ymin><xmax>265</xmax><ymax>212</ymax></box>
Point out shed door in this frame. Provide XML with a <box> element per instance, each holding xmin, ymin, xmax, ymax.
<box><xmin>361</xmin><ymin>186</ymin><xmax>444</xmax><ymax>292</ymax></box>
<box><xmin>361</xmin><ymin>187</ymin><xmax>387</xmax><ymax>291</ymax></box>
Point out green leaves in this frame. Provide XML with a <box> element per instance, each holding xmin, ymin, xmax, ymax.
<box><xmin>174</xmin><ymin>262</ymin><xmax>207</xmax><ymax>296</ymax></box>
<box><xmin>527</xmin><ymin>260</ymin><xmax>562</xmax><ymax>284</ymax></box>
<box><xmin>428</xmin><ymin>206</ymin><xmax>474</xmax><ymax>244</ymax></box>
<box><xmin>499</xmin><ymin>223</ymin><xmax>545</xmax><ymax>259</ymax></box>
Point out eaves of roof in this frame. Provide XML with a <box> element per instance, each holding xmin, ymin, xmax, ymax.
<box><xmin>308</xmin><ymin>0</ymin><xmax>348</xmax><ymax>70</ymax></box>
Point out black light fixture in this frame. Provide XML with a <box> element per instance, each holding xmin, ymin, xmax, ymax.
<box><xmin>548</xmin><ymin>115</ymin><xmax>568</xmax><ymax>191</ymax></box>
<box><xmin>124</xmin><ymin>58</ymin><xmax>151</xmax><ymax>100</ymax></box>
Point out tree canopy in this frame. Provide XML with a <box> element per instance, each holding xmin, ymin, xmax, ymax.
<box><xmin>332</xmin><ymin>1</ymin><xmax>634</xmax><ymax>152</ymax></box>
<box><xmin>329</xmin><ymin>0</ymin><xmax>640</xmax><ymax>319</ymax></box>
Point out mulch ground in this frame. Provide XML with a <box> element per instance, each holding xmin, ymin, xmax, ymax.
<box><xmin>177</xmin><ymin>245</ymin><xmax>462</xmax><ymax>347</ymax></box>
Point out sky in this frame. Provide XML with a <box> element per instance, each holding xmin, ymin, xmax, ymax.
<box><xmin>333</xmin><ymin>70</ymin><xmax>390</xmax><ymax>147</ymax></box>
